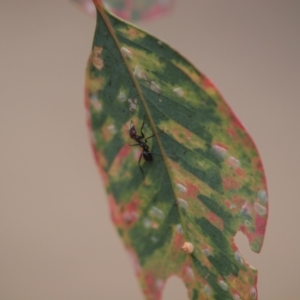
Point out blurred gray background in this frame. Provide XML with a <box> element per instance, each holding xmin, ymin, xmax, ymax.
<box><xmin>1</xmin><ymin>0</ymin><xmax>299</xmax><ymax>299</ymax></box>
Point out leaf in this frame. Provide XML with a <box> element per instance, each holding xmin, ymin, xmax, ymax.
<box><xmin>71</xmin><ymin>0</ymin><xmax>174</xmax><ymax>21</ymax></box>
<box><xmin>85</xmin><ymin>1</ymin><xmax>268</xmax><ymax>299</ymax></box>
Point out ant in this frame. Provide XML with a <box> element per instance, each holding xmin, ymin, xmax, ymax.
<box><xmin>129</xmin><ymin>115</ymin><xmax>161</xmax><ymax>177</ymax></box>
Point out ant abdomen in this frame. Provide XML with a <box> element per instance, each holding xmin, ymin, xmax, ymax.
<box><xmin>143</xmin><ymin>151</ymin><xmax>153</xmax><ymax>162</ymax></box>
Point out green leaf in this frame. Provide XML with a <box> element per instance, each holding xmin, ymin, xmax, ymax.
<box><xmin>85</xmin><ymin>2</ymin><xmax>268</xmax><ymax>299</ymax></box>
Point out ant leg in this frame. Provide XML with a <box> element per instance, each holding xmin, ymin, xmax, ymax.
<box><xmin>139</xmin><ymin>114</ymin><xmax>147</xmax><ymax>139</ymax></box>
<box><xmin>138</xmin><ymin>151</ymin><xmax>145</xmax><ymax>178</ymax></box>
<box><xmin>147</xmin><ymin>151</ymin><xmax>177</xmax><ymax>160</ymax></box>
<box><xmin>129</xmin><ymin>143</ymin><xmax>140</xmax><ymax>146</ymax></box>
<box><xmin>144</xmin><ymin>128</ymin><xmax>164</xmax><ymax>143</ymax></box>
<box><xmin>140</xmin><ymin>114</ymin><xmax>146</xmax><ymax>131</ymax></box>
<box><xmin>144</xmin><ymin>133</ymin><xmax>156</xmax><ymax>143</ymax></box>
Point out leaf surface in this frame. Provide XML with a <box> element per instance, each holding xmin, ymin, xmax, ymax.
<box><xmin>85</xmin><ymin>1</ymin><xmax>268</xmax><ymax>299</ymax></box>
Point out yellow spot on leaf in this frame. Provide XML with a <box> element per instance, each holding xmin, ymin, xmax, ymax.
<box><xmin>92</xmin><ymin>46</ymin><xmax>104</xmax><ymax>70</ymax></box>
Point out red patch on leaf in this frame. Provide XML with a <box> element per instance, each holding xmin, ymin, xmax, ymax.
<box><xmin>230</xmin><ymin>241</ymin><xmax>238</xmax><ymax>252</ymax></box>
<box><xmin>118</xmin><ymin>144</ymin><xmax>131</xmax><ymax>159</ymax></box>
<box><xmin>108</xmin><ymin>193</ymin><xmax>140</xmax><ymax>228</ymax></box>
<box><xmin>230</xmin><ymin>114</ymin><xmax>246</xmax><ymax>131</ymax></box>
<box><xmin>108</xmin><ymin>193</ymin><xmax>121</xmax><ymax>226</ymax></box>
<box><xmin>185</xmin><ymin>182</ymin><xmax>199</xmax><ymax>198</ymax></box>
<box><xmin>206</xmin><ymin>211</ymin><xmax>224</xmax><ymax>230</ymax></box>
<box><xmin>218</xmin><ymin>101</ymin><xmax>231</xmax><ymax>116</ymax></box>
<box><xmin>202</xmin><ymin>77</ymin><xmax>217</xmax><ymax>90</ymax></box>
<box><xmin>252</xmin><ymin>157</ymin><xmax>264</xmax><ymax>173</ymax></box>
<box><xmin>235</xmin><ymin>167</ymin><xmax>246</xmax><ymax>177</ymax></box>
<box><xmin>144</xmin><ymin>273</ymin><xmax>165</xmax><ymax>300</ymax></box>
<box><xmin>224</xmin><ymin>199</ymin><xmax>232</xmax><ymax>209</ymax></box>
<box><xmin>233</xmin><ymin>195</ymin><xmax>246</xmax><ymax>208</ymax></box>
<box><xmin>227</xmin><ymin>126</ymin><xmax>238</xmax><ymax>139</ymax></box>
<box><xmin>241</xmin><ymin>135</ymin><xmax>254</xmax><ymax>149</ymax></box>
<box><xmin>239</xmin><ymin>224</ymin><xmax>247</xmax><ymax>234</ymax></box>
<box><xmin>255</xmin><ymin>213</ymin><xmax>267</xmax><ymax>236</ymax></box>
<box><xmin>101</xmin><ymin>125</ymin><xmax>113</xmax><ymax>142</ymax></box>
<box><xmin>180</xmin><ymin>261</ymin><xmax>195</xmax><ymax>282</ymax></box>
<box><xmin>223</xmin><ymin>176</ymin><xmax>240</xmax><ymax>190</ymax></box>
<box><xmin>173</xmin><ymin>231</ymin><xmax>184</xmax><ymax>249</ymax></box>
<box><xmin>110</xmin><ymin>145</ymin><xmax>132</xmax><ymax>175</ymax></box>
<box><xmin>126</xmin><ymin>248</ymin><xmax>141</xmax><ymax>275</ymax></box>
<box><xmin>120</xmin><ymin>195</ymin><xmax>140</xmax><ymax>227</ymax></box>
<box><xmin>95</xmin><ymin>157</ymin><xmax>109</xmax><ymax>187</ymax></box>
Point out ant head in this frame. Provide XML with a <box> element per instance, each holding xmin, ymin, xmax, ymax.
<box><xmin>129</xmin><ymin>125</ymin><xmax>137</xmax><ymax>138</ymax></box>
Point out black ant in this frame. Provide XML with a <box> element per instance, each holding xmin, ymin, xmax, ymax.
<box><xmin>129</xmin><ymin>115</ymin><xmax>161</xmax><ymax>177</ymax></box>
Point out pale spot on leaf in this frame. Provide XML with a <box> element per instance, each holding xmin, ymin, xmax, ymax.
<box><xmin>218</xmin><ymin>280</ymin><xmax>228</xmax><ymax>291</ymax></box>
<box><xmin>176</xmin><ymin>183</ymin><xmax>187</xmax><ymax>193</ymax></box>
<box><xmin>240</xmin><ymin>202</ymin><xmax>252</xmax><ymax>216</ymax></box>
<box><xmin>228</xmin><ymin>156</ymin><xmax>241</xmax><ymax>168</ymax></box>
<box><xmin>133</xmin><ymin>65</ymin><xmax>147</xmax><ymax>80</ymax></box>
<box><xmin>92</xmin><ymin>46</ymin><xmax>104</xmax><ymax>70</ymax></box>
<box><xmin>233</xmin><ymin>293</ymin><xmax>241</xmax><ymax>300</ymax></box>
<box><xmin>143</xmin><ymin>217</ymin><xmax>152</xmax><ymax>228</ymax></box>
<box><xmin>90</xmin><ymin>96</ymin><xmax>102</xmax><ymax>111</ymax></box>
<box><xmin>258</xmin><ymin>190</ymin><xmax>268</xmax><ymax>203</ymax></box>
<box><xmin>203</xmin><ymin>284</ymin><xmax>212</xmax><ymax>296</ymax></box>
<box><xmin>177</xmin><ymin>198</ymin><xmax>188</xmax><ymax>209</ymax></box>
<box><xmin>149</xmin><ymin>206</ymin><xmax>165</xmax><ymax>220</ymax></box>
<box><xmin>234</xmin><ymin>251</ymin><xmax>244</xmax><ymax>265</ymax></box>
<box><xmin>254</xmin><ymin>202</ymin><xmax>267</xmax><ymax>216</ymax></box>
<box><xmin>250</xmin><ymin>286</ymin><xmax>257</xmax><ymax>299</ymax></box>
<box><xmin>212</xmin><ymin>144</ymin><xmax>227</xmax><ymax>159</ymax></box>
<box><xmin>127</xmin><ymin>98</ymin><xmax>137</xmax><ymax>111</ymax></box>
<box><xmin>176</xmin><ymin>224</ymin><xmax>183</xmax><ymax>234</ymax></box>
<box><xmin>245</xmin><ymin>220</ymin><xmax>251</xmax><ymax>226</ymax></box>
<box><xmin>107</xmin><ymin>124</ymin><xmax>117</xmax><ymax>134</ymax></box>
<box><xmin>202</xmin><ymin>248</ymin><xmax>211</xmax><ymax>257</ymax></box>
<box><xmin>173</xmin><ymin>87</ymin><xmax>184</xmax><ymax>97</ymax></box>
<box><xmin>118</xmin><ymin>91</ymin><xmax>126</xmax><ymax>102</ymax></box>
<box><xmin>151</xmin><ymin>236</ymin><xmax>158</xmax><ymax>243</ymax></box>
<box><xmin>150</xmin><ymin>81</ymin><xmax>161</xmax><ymax>93</ymax></box>
<box><xmin>120</xmin><ymin>47</ymin><xmax>132</xmax><ymax>59</ymax></box>
<box><xmin>185</xmin><ymin>266</ymin><xmax>194</xmax><ymax>281</ymax></box>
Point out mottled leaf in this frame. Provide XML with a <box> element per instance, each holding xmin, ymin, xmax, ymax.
<box><xmin>71</xmin><ymin>0</ymin><xmax>174</xmax><ymax>21</ymax></box>
<box><xmin>85</xmin><ymin>1</ymin><xmax>268</xmax><ymax>299</ymax></box>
